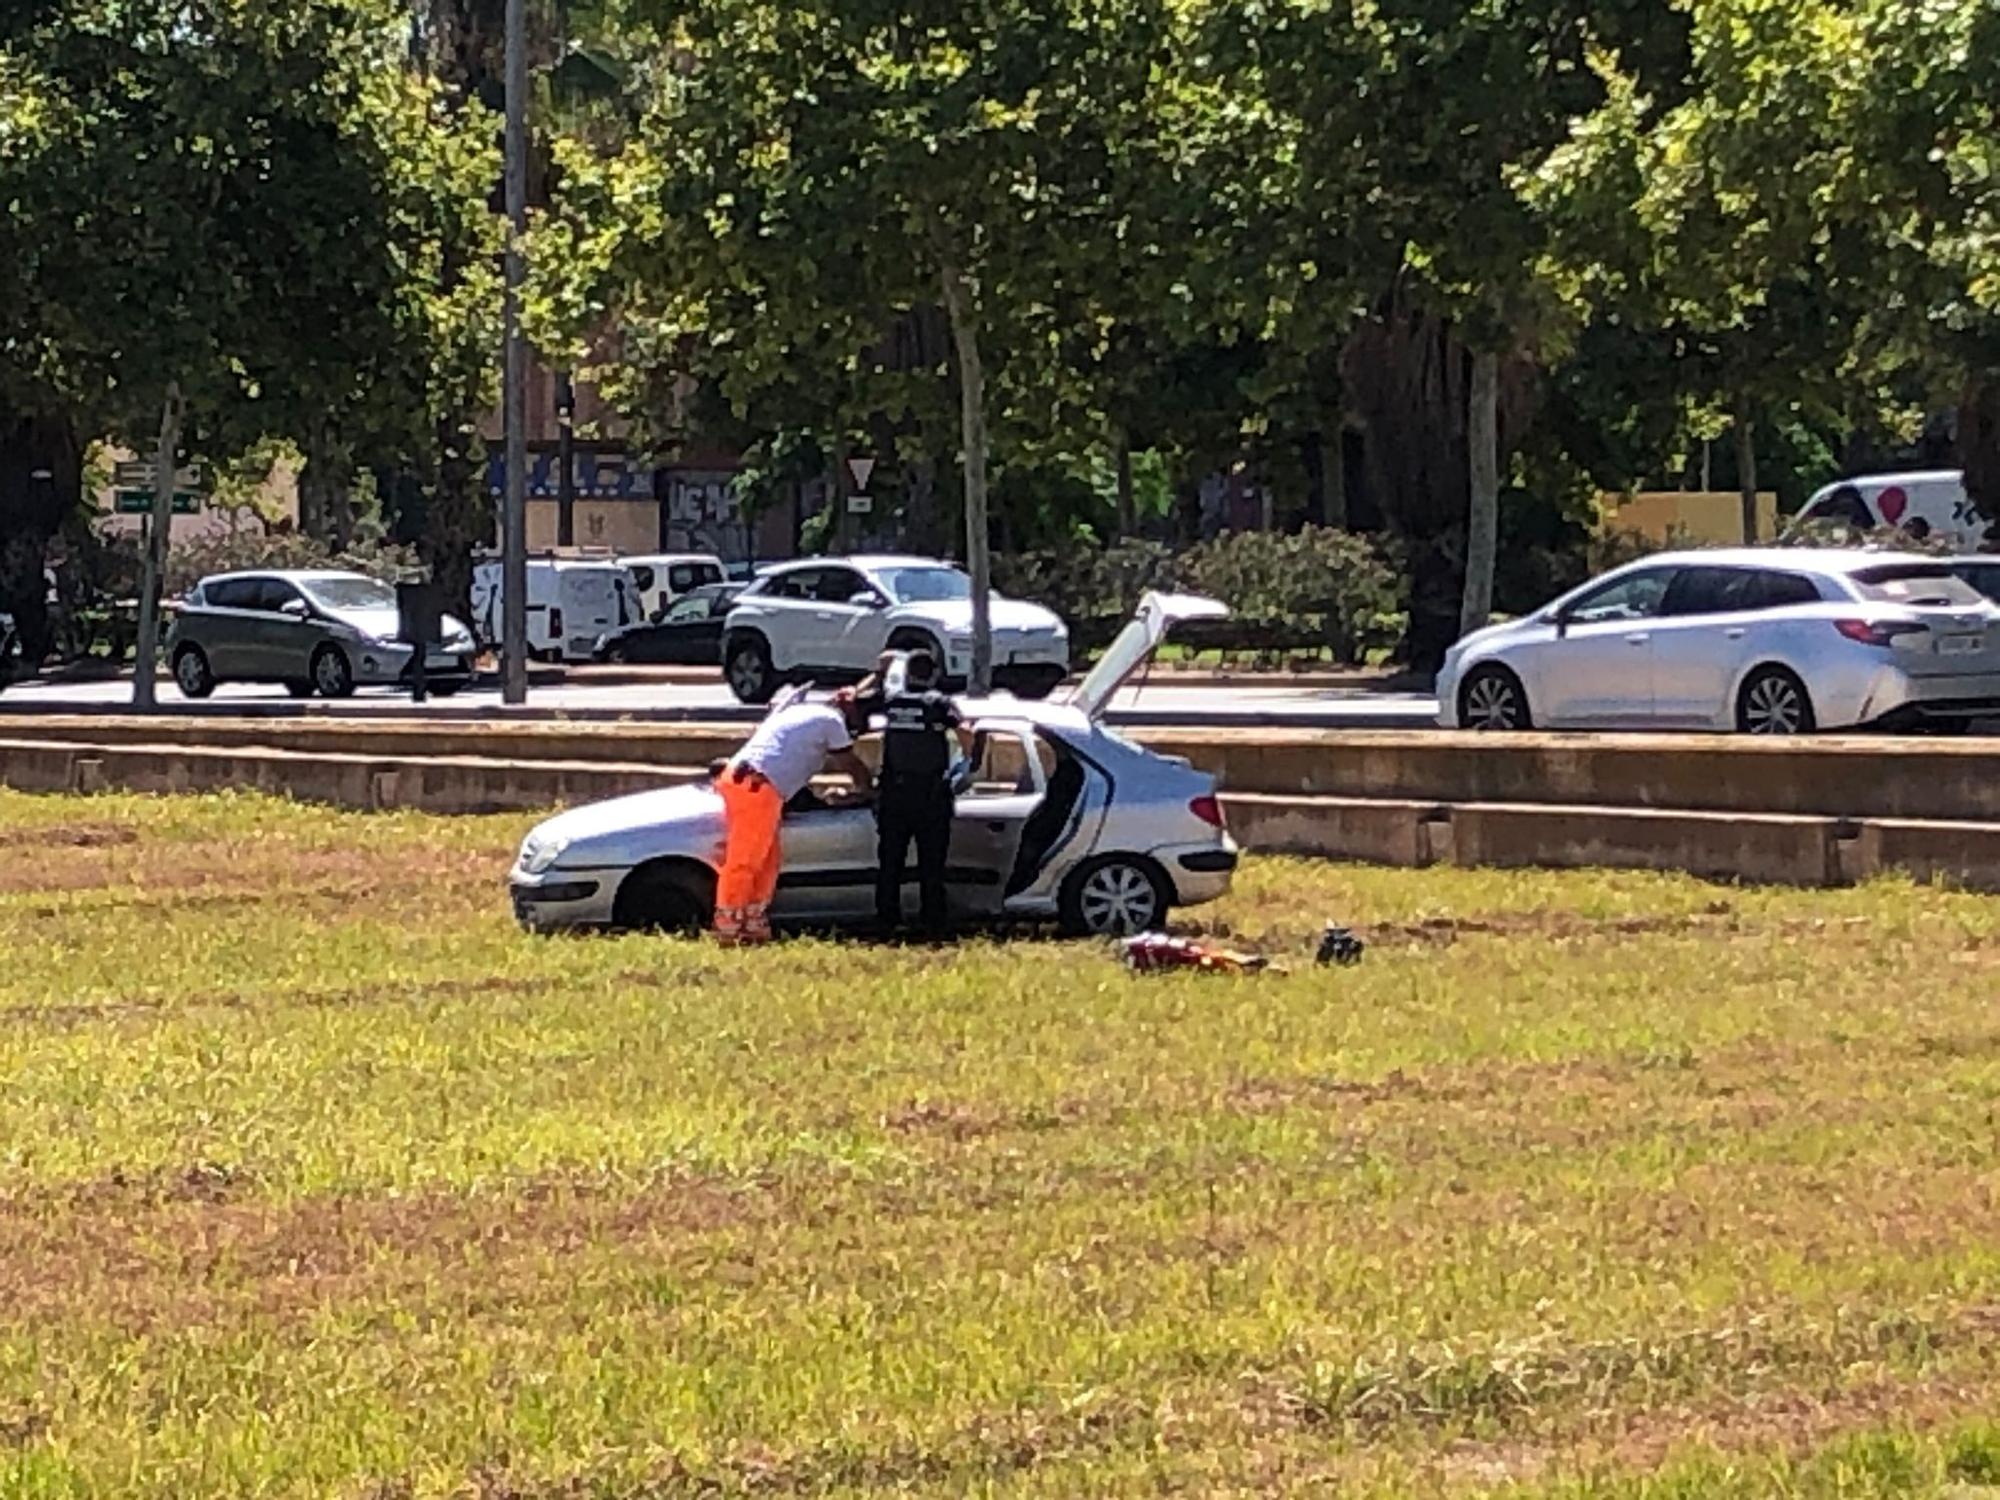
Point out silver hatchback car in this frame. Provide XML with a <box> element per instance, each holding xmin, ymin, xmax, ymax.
<box><xmin>510</xmin><ymin>593</ymin><xmax>1240</xmax><ymax>935</ymax></box>
<box><xmin>168</xmin><ymin>570</ymin><xmax>478</xmax><ymax>699</ymax></box>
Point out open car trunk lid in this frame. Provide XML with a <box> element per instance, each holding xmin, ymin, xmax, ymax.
<box><xmin>1067</xmin><ymin>591</ymin><xmax>1229</xmax><ymax>720</ymax></box>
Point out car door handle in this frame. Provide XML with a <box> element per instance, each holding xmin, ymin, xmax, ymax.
<box><xmin>1625</xmin><ymin>633</ymin><xmax>1650</xmax><ymax>645</ymax></box>
<box><xmin>986</xmin><ymin>822</ymin><xmax>1008</xmax><ymax>833</ymax></box>
<box><xmin>1726</xmin><ymin>628</ymin><xmax>1747</xmax><ymax>640</ymax></box>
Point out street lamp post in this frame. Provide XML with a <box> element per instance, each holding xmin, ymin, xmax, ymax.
<box><xmin>500</xmin><ymin>0</ymin><xmax>529</xmax><ymax>705</ymax></box>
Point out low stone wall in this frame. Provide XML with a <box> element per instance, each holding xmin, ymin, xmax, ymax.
<box><xmin>9</xmin><ymin>736</ymin><xmax>2000</xmax><ymax>891</ymax></box>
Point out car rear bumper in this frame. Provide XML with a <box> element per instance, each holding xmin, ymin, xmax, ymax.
<box><xmin>1854</xmin><ymin>666</ymin><xmax>2000</xmax><ymax>727</ymax></box>
<box><xmin>509</xmin><ymin>869</ymin><xmax>618</xmax><ymax>929</ymax></box>
<box><xmin>1156</xmin><ymin>837</ymin><xmax>1239</xmax><ymax>907</ymax></box>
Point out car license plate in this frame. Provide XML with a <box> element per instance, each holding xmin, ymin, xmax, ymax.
<box><xmin>1940</xmin><ymin>634</ymin><xmax>1986</xmax><ymax>656</ymax></box>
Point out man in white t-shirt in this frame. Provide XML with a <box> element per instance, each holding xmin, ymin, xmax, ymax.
<box><xmin>714</xmin><ymin>690</ymin><xmax>873</xmax><ymax>944</ymax></box>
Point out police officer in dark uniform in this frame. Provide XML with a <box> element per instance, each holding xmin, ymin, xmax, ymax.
<box><xmin>874</xmin><ymin>650</ymin><xmax>970</xmax><ymax>935</ymax></box>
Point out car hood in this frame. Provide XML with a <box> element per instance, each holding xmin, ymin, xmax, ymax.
<box><xmin>1448</xmin><ymin>616</ymin><xmax>1532</xmax><ymax>658</ymax></box>
<box><xmin>896</xmin><ymin>596</ymin><xmax>1061</xmax><ymax>633</ymax></box>
<box><xmin>523</xmin><ymin>781</ymin><xmax>723</xmax><ymax>866</ymax></box>
<box><xmin>323</xmin><ymin>606</ymin><xmax>472</xmax><ymax>642</ymax></box>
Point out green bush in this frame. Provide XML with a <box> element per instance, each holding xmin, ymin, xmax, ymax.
<box><xmin>163</xmin><ymin>530</ymin><xmax>424</xmax><ymax>596</ymax></box>
<box><xmin>996</xmin><ymin>527</ymin><xmax>1408</xmax><ymax>665</ymax></box>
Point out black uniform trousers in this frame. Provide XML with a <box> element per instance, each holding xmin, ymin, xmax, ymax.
<box><xmin>876</xmin><ymin>772</ymin><xmax>953</xmax><ymax>931</ymax></box>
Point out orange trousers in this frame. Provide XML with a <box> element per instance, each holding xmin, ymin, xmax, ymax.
<box><xmin>715</xmin><ymin>768</ymin><xmax>784</xmax><ymax>942</ymax></box>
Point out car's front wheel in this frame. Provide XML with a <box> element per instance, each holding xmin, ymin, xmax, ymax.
<box><xmin>1061</xmin><ymin>855</ymin><xmax>1169</xmax><ymax>937</ymax></box>
<box><xmin>1736</xmin><ymin>666</ymin><xmax>1815</xmax><ymax>735</ymax></box>
<box><xmin>613</xmin><ymin>861</ymin><xmax>714</xmax><ymax>933</ymax></box>
<box><xmin>1458</xmin><ymin>664</ymin><xmax>1531</xmax><ymax>731</ymax></box>
<box><xmin>311</xmin><ymin>645</ymin><xmax>356</xmax><ymax>699</ymax></box>
<box><xmin>724</xmin><ymin>633</ymin><xmax>777</xmax><ymax>704</ymax></box>
<box><xmin>172</xmin><ymin>646</ymin><xmax>216</xmax><ymax>699</ymax></box>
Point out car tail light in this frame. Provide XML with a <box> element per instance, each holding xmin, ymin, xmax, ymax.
<box><xmin>549</xmin><ymin>607</ymin><xmax>564</xmax><ymax>637</ymax></box>
<box><xmin>1834</xmin><ymin>618</ymin><xmax>1927</xmax><ymax>648</ymax></box>
<box><xmin>1189</xmin><ymin>794</ymin><xmax>1226</xmax><ymax>829</ymax></box>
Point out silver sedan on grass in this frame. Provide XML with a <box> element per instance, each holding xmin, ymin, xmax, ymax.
<box><xmin>1438</xmin><ymin>548</ymin><xmax>2000</xmax><ymax>734</ymax></box>
<box><xmin>510</xmin><ymin>593</ymin><xmax>1240</xmax><ymax>936</ymax></box>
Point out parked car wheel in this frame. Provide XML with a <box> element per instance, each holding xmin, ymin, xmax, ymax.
<box><xmin>311</xmin><ymin>645</ymin><xmax>356</xmax><ymax>699</ymax></box>
<box><xmin>1459</xmin><ymin>664</ymin><xmax>1531</xmax><ymax>731</ymax></box>
<box><xmin>1736</xmin><ymin>665</ymin><xmax>1815</xmax><ymax>735</ymax></box>
<box><xmin>172</xmin><ymin>645</ymin><xmax>216</xmax><ymax>699</ymax></box>
<box><xmin>601</xmin><ymin>639</ymin><xmax>629</xmax><ymax>664</ymax></box>
<box><xmin>1061</xmin><ymin>855</ymin><xmax>1169</xmax><ymax>937</ymax></box>
<box><xmin>284</xmin><ymin>680</ymin><xmax>315</xmax><ymax>699</ymax></box>
<box><xmin>613</xmin><ymin>860</ymin><xmax>714</xmax><ymax>933</ymax></box>
<box><xmin>724</xmin><ymin>633</ymin><xmax>777</xmax><ymax>704</ymax></box>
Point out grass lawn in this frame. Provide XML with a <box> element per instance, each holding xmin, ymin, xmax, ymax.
<box><xmin>6</xmin><ymin>789</ymin><xmax>2000</xmax><ymax>1497</ymax></box>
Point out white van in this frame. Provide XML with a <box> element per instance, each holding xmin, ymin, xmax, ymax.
<box><xmin>471</xmin><ymin>558</ymin><xmax>643</xmax><ymax>663</ymax></box>
<box><xmin>1792</xmin><ymin>470</ymin><xmax>1986</xmax><ymax>548</ymax></box>
<box><xmin>619</xmin><ymin>552</ymin><xmax>726</xmax><ymax>622</ymax></box>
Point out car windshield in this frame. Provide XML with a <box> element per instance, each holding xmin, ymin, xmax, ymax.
<box><xmin>1851</xmin><ymin>564</ymin><xmax>1985</xmax><ymax>608</ymax></box>
<box><xmin>302</xmin><ymin>576</ymin><xmax>396</xmax><ymax>610</ymax></box>
<box><xmin>878</xmin><ymin>567</ymin><xmax>971</xmax><ymax>603</ymax></box>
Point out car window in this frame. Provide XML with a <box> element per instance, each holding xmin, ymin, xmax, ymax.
<box><xmin>879</xmin><ymin>566</ymin><xmax>971</xmax><ymax>603</ymax></box>
<box><xmin>1851</xmin><ymin>564</ymin><xmax>1987</xmax><ymax>607</ymax></box>
<box><xmin>301</xmin><ymin>576</ymin><xmax>395</xmax><ymax>610</ymax></box>
<box><xmin>1660</xmin><ymin>567</ymin><xmax>1753</xmax><ymax>617</ymax></box>
<box><xmin>1564</xmin><ymin>568</ymin><xmax>1674</xmax><ymax>625</ymax></box>
<box><xmin>255</xmin><ymin>578</ymin><xmax>305</xmax><ymax>613</ymax></box>
<box><xmin>204</xmin><ymin>578</ymin><xmax>259</xmax><ymax>610</ymax></box>
<box><xmin>1754</xmin><ymin>571</ymin><xmax>1822</xmax><ymax>608</ymax></box>
<box><xmin>1953</xmin><ymin>564</ymin><xmax>2000</xmax><ymax>603</ymax></box>
<box><xmin>814</xmin><ymin>568</ymin><xmax>871</xmax><ymax>604</ymax></box>
<box><xmin>763</xmin><ymin>568</ymin><xmax>819</xmax><ymax>601</ymax></box>
<box><xmin>629</xmin><ymin>565</ymin><xmax>656</xmax><ymax>592</ymax></box>
<box><xmin>663</xmin><ymin>595</ymin><xmax>710</xmax><ymax>623</ymax></box>
<box><xmin>1799</xmin><ymin>487</ymin><xmax>1875</xmax><ymax>529</ymax></box>
<box><xmin>668</xmin><ymin>562</ymin><xmax>721</xmax><ymax>593</ymax></box>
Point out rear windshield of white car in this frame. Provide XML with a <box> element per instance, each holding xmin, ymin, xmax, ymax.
<box><xmin>879</xmin><ymin>567</ymin><xmax>972</xmax><ymax>603</ymax></box>
<box><xmin>302</xmin><ymin>577</ymin><xmax>397</xmax><ymax>610</ymax></box>
<box><xmin>1850</xmin><ymin>564</ymin><xmax>1986</xmax><ymax>608</ymax></box>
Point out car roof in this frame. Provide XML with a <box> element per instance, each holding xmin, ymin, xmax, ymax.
<box><xmin>1631</xmin><ymin>548</ymin><xmax>1945</xmax><ymax>577</ymax></box>
<box><xmin>1813</xmin><ymin>470</ymin><xmax>1964</xmax><ymax>491</ymax></box>
<box><xmin>622</xmin><ymin>552</ymin><xmax>724</xmax><ymax>565</ymax></box>
<box><xmin>199</xmin><ymin>569</ymin><xmax>374</xmax><ymax>585</ymax></box>
<box><xmin>761</xmin><ymin>554</ymin><xmax>948</xmax><ymax>574</ymax></box>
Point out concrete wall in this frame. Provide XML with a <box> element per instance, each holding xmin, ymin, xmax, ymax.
<box><xmin>12</xmin><ymin>733</ymin><xmax>2000</xmax><ymax>893</ymax></box>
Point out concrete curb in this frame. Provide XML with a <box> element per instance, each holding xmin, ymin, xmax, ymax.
<box><xmin>10</xmin><ymin>737</ymin><xmax>2000</xmax><ymax>892</ymax></box>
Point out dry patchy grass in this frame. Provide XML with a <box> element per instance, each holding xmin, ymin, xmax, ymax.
<box><xmin>1</xmin><ymin>789</ymin><xmax>1999</xmax><ymax>1496</ymax></box>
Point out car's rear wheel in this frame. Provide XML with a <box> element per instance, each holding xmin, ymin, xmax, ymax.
<box><xmin>1458</xmin><ymin>664</ymin><xmax>1531</xmax><ymax>731</ymax></box>
<box><xmin>172</xmin><ymin>646</ymin><xmax>216</xmax><ymax>699</ymax></box>
<box><xmin>724</xmin><ymin>633</ymin><xmax>777</xmax><ymax>704</ymax></box>
<box><xmin>1736</xmin><ymin>666</ymin><xmax>1815</xmax><ymax>735</ymax></box>
<box><xmin>613</xmin><ymin>861</ymin><xmax>714</xmax><ymax>934</ymax></box>
<box><xmin>311</xmin><ymin>645</ymin><xmax>356</xmax><ymax>699</ymax></box>
<box><xmin>1060</xmin><ymin>855</ymin><xmax>1169</xmax><ymax>937</ymax></box>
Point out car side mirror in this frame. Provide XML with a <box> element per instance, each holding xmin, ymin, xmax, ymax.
<box><xmin>281</xmin><ymin>598</ymin><xmax>309</xmax><ymax>619</ymax></box>
<box><xmin>1551</xmin><ymin>607</ymin><xmax>1571</xmax><ymax>639</ymax></box>
<box><xmin>857</xmin><ymin>591</ymin><xmax>888</xmax><ymax>610</ymax></box>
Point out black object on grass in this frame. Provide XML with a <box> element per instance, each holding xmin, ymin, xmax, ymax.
<box><xmin>1316</xmin><ymin>924</ymin><xmax>1365</xmax><ymax>966</ymax></box>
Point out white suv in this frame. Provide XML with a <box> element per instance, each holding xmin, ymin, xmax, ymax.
<box><xmin>721</xmin><ymin>555</ymin><xmax>1069</xmax><ymax>702</ymax></box>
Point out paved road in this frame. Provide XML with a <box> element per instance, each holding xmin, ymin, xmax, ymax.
<box><xmin>0</xmin><ymin>672</ymin><xmax>1442</xmax><ymax>730</ymax></box>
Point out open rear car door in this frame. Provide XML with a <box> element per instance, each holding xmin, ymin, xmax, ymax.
<box><xmin>1067</xmin><ymin>592</ymin><xmax>1230</xmax><ymax>719</ymax></box>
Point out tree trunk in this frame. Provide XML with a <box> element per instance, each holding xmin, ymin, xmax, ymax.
<box><xmin>1959</xmin><ymin>373</ymin><xmax>2000</xmax><ymax>533</ymax></box>
<box><xmin>1734</xmin><ymin>400</ymin><xmax>1759</xmax><ymax>543</ymax></box>
<box><xmin>937</xmin><ymin>254</ymin><xmax>992</xmax><ymax>694</ymax></box>
<box><xmin>1459</xmin><ymin>351</ymin><xmax>1500</xmax><ymax>637</ymax></box>
<box><xmin>421</xmin><ymin>416</ymin><xmax>486</xmax><ymax>622</ymax></box>
<box><xmin>133</xmin><ymin>382</ymin><xmax>184</xmax><ymax>711</ymax></box>
<box><xmin>1114</xmin><ymin>434</ymin><xmax>1135</xmax><ymax>536</ymax></box>
<box><xmin>299</xmin><ymin>425</ymin><xmax>353</xmax><ymax>550</ymax></box>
